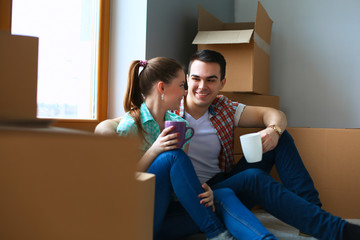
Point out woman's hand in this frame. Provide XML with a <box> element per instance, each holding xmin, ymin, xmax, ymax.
<box><xmin>198</xmin><ymin>183</ymin><xmax>215</xmax><ymax>212</ymax></box>
<box><xmin>137</xmin><ymin>126</ymin><xmax>180</xmax><ymax>172</ymax></box>
<box><xmin>150</xmin><ymin>126</ymin><xmax>180</xmax><ymax>156</ymax></box>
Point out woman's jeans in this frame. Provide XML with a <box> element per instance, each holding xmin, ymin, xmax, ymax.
<box><xmin>210</xmin><ymin>130</ymin><xmax>347</xmax><ymax>240</ymax></box>
<box><xmin>150</xmin><ymin>149</ymin><xmax>277</xmax><ymax>240</ymax></box>
<box><xmin>147</xmin><ymin>149</ymin><xmax>225</xmax><ymax>239</ymax></box>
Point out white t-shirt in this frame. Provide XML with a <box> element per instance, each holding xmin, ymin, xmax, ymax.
<box><xmin>186</xmin><ymin>111</ymin><xmax>221</xmax><ymax>184</ymax></box>
<box><xmin>186</xmin><ymin>105</ymin><xmax>244</xmax><ymax>183</ymax></box>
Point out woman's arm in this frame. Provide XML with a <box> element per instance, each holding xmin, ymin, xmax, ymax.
<box><xmin>94</xmin><ymin>117</ymin><xmax>122</xmax><ymax>135</ymax></box>
<box><xmin>136</xmin><ymin>126</ymin><xmax>180</xmax><ymax>172</ymax></box>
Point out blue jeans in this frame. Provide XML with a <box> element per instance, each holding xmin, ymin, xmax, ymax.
<box><xmin>210</xmin><ymin>130</ymin><xmax>347</xmax><ymax>240</ymax></box>
<box><xmin>152</xmin><ymin>150</ymin><xmax>277</xmax><ymax>240</ymax></box>
<box><xmin>147</xmin><ymin>149</ymin><xmax>225</xmax><ymax>239</ymax></box>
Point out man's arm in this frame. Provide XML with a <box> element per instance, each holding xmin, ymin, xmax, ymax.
<box><xmin>238</xmin><ymin>106</ymin><xmax>287</xmax><ymax>153</ymax></box>
<box><xmin>94</xmin><ymin>117</ymin><xmax>122</xmax><ymax>136</ymax></box>
<box><xmin>238</xmin><ymin>106</ymin><xmax>287</xmax><ymax>130</ymax></box>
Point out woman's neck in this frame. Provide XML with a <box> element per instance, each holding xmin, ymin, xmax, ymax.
<box><xmin>144</xmin><ymin>97</ymin><xmax>166</xmax><ymax>130</ymax></box>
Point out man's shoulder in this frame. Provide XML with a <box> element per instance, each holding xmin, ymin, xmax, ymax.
<box><xmin>212</xmin><ymin>95</ymin><xmax>238</xmax><ymax>108</ymax></box>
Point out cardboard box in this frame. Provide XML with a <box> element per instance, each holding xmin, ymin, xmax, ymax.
<box><xmin>287</xmin><ymin>127</ymin><xmax>360</xmax><ymax>219</ymax></box>
<box><xmin>192</xmin><ymin>2</ymin><xmax>273</xmax><ymax>94</ymax></box>
<box><xmin>136</xmin><ymin>172</ymin><xmax>155</xmax><ymax>240</ymax></box>
<box><xmin>0</xmin><ymin>128</ymin><xmax>155</xmax><ymax>239</ymax></box>
<box><xmin>0</xmin><ymin>0</ymin><xmax>12</xmax><ymax>32</ymax></box>
<box><xmin>220</xmin><ymin>92</ymin><xmax>279</xmax><ymax>109</ymax></box>
<box><xmin>0</xmin><ymin>32</ymin><xmax>39</xmax><ymax>121</ymax></box>
<box><xmin>234</xmin><ymin>127</ymin><xmax>360</xmax><ymax>218</ymax></box>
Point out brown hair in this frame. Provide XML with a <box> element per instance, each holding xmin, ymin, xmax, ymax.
<box><xmin>188</xmin><ymin>49</ymin><xmax>226</xmax><ymax>80</ymax></box>
<box><xmin>123</xmin><ymin>57</ymin><xmax>184</xmax><ymax>140</ymax></box>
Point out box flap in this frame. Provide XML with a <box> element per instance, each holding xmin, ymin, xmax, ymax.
<box><xmin>223</xmin><ymin>22</ymin><xmax>255</xmax><ymax>31</ymax></box>
<box><xmin>198</xmin><ymin>5</ymin><xmax>224</xmax><ymax>31</ymax></box>
<box><xmin>192</xmin><ymin>29</ymin><xmax>254</xmax><ymax>44</ymax></box>
<box><xmin>254</xmin><ymin>2</ymin><xmax>273</xmax><ymax>44</ymax></box>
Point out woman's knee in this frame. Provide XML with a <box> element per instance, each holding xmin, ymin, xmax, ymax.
<box><xmin>150</xmin><ymin>149</ymin><xmax>190</xmax><ymax>171</ymax></box>
<box><xmin>156</xmin><ymin>149</ymin><xmax>184</xmax><ymax>162</ymax></box>
<box><xmin>159</xmin><ymin>149</ymin><xmax>186</xmax><ymax>159</ymax></box>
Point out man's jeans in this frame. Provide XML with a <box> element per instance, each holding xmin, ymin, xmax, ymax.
<box><xmin>151</xmin><ymin>149</ymin><xmax>276</xmax><ymax>240</ymax></box>
<box><xmin>210</xmin><ymin>130</ymin><xmax>346</xmax><ymax>240</ymax></box>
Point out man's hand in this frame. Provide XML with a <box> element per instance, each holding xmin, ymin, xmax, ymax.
<box><xmin>198</xmin><ymin>183</ymin><xmax>215</xmax><ymax>212</ymax></box>
<box><xmin>258</xmin><ymin>127</ymin><xmax>280</xmax><ymax>154</ymax></box>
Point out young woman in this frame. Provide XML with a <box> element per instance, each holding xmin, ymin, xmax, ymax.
<box><xmin>116</xmin><ymin>57</ymin><xmax>277</xmax><ymax>240</ymax></box>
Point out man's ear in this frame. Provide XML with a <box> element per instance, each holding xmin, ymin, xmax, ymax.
<box><xmin>219</xmin><ymin>77</ymin><xmax>226</xmax><ymax>90</ymax></box>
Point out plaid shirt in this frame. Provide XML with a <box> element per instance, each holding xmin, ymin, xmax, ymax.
<box><xmin>176</xmin><ymin>95</ymin><xmax>244</xmax><ymax>172</ymax></box>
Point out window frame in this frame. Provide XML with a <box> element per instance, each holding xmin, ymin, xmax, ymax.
<box><xmin>1</xmin><ymin>0</ymin><xmax>110</xmax><ymax>132</ymax></box>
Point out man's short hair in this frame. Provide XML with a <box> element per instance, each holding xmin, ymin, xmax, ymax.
<box><xmin>188</xmin><ymin>49</ymin><xmax>226</xmax><ymax>80</ymax></box>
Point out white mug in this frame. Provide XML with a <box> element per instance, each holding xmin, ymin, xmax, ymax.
<box><xmin>240</xmin><ymin>132</ymin><xmax>263</xmax><ymax>163</ymax></box>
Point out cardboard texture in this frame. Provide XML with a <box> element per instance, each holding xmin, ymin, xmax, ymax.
<box><xmin>193</xmin><ymin>2</ymin><xmax>273</xmax><ymax>94</ymax></box>
<box><xmin>0</xmin><ymin>128</ymin><xmax>154</xmax><ymax>240</ymax></box>
<box><xmin>136</xmin><ymin>172</ymin><xmax>155</xmax><ymax>240</ymax></box>
<box><xmin>0</xmin><ymin>32</ymin><xmax>39</xmax><ymax>121</ymax></box>
<box><xmin>287</xmin><ymin>127</ymin><xmax>360</xmax><ymax>219</ymax></box>
<box><xmin>0</xmin><ymin>0</ymin><xmax>12</xmax><ymax>32</ymax></box>
<box><xmin>220</xmin><ymin>92</ymin><xmax>279</xmax><ymax>109</ymax></box>
<box><xmin>234</xmin><ymin>127</ymin><xmax>360</xmax><ymax>218</ymax></box>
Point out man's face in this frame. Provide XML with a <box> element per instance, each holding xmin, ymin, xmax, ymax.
<box><xmin>186</xmin><ymin>60</ymin><xmax>226</xmax><ymax>109</ymax></box>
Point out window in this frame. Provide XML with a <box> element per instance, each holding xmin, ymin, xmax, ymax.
<box><xmin>10</xmin><ymin>0</ymin><xmax>109</xmax><ymax>130</ymax></box>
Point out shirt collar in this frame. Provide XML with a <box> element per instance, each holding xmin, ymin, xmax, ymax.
<box><xmin>140</xmin><ymin>102</ymin><xmax>155</xmax><ymax>124</ymax></box>
<box><xmin>208</xmin><ymin>104</ymin><xmax>216</xmax><ymax>117</ymax></box>
<box><xmin>180</xmin><ymin>97</ymin><xmax>217</xmax><ymax>119</ymax></box>
<box><xmin>140</xmin><ymin>102</ymin><xmax>173</xmax><ymax>123</ymax></box>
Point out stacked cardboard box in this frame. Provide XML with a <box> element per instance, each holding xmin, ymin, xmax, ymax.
<box><xmin>192</xmin><ymin>2</ymin><xmax>278</xmax><ymax>109</ymax></box>
<box><xmin>0</xmin><ymin>127</ymin><xmax>155</xmax><ymax>239</ymax></box>
<box><xmin>0</xmin><ymin>31</ymin><xmax>45</xmax><ymax>125</ymax></box>
<box><xmin>0</xmin><ymin>31</ymin><xmax>56</xmax><ymax>128</ymax></box>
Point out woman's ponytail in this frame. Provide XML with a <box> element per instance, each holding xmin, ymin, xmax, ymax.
<box><xmin>124</xmin><ymin>60</ymin><xmax>143</xmax><ymax>112</ymax></box>
<box><xmin>123</xmin><ymin>60</ymin><xmax>147</xmax><ymax>141</ymax></box>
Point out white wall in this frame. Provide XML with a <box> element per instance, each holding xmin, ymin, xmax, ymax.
<box><xmin>108</xmin><ymin>0</ymin><xmax>234</xmax><ymax>118</ymax></box>
<box><xmin>235</xmin><ymin>0</ymin><xmax>360</xmax><ymax>128</ymax></box>
<box><xmin>108</xmin><ymin>0</ymin><xmax>360</xmax><ymax>128</ymax></box>
<box><xmin>146</xmin><ymin>0</ymin><xmax>234</xmax><ymax>65</ymax></box>
<box><xmin>108</xmin><ymin>0</ymin><xmax>147</xmax><ymax>118</ymax></box>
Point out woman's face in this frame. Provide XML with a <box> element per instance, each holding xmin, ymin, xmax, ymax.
<box><xmin>163</xmin><ymin>69</ymin><xmax>186</xmax><ymax>110</ymax></box>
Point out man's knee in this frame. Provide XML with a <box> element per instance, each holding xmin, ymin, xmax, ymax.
<box><xmin>214</xmin><ymin>187</ymin><xmax>234</xmax><ymax>198</ymax></box>
<box><xmin>242</xmin><ymin>168</ymin><xmax>265</xmax><ymax>176</ymax></box>
<box><xmin>279</xmin><ymin>130</ymin><xmax>294</xmax><ymax>143</ymax></box>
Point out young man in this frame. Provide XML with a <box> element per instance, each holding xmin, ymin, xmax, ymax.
<box><xmin>95</xmin><ymin>50</ymin><xmax>360</xmax><ymax>240</ymax></box>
